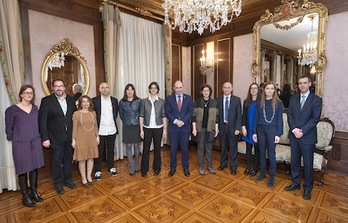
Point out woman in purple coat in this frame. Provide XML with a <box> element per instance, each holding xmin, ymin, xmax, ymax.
<box><xmin>5</xmin><ymin>85</ymin><xmax>44</xmax><ymax>207</ymax></box>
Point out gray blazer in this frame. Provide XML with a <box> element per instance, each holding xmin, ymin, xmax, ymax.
<box><xmin>140</xmin><ymin>97</ymin><xmax>166</xmax><ymax>127</ymax></box>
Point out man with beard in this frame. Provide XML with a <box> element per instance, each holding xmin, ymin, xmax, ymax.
<box><xmin>39</xmin><ymin>78</ymin><xmax>77</xmax><ymax>194</ymax></box>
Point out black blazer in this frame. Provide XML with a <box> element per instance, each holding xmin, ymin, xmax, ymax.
<box><xmin>39</xmin><ymin>94</ymin><xmax>76</xmax><ymax>144</ymax></box>
<box><xmin>287</xmin><ymin>93</ymin><xmax>322</xmax><ymax>145</ymax></box>
<box><xmin>92</xmin><ymin>95</ymin><xmax>119</xmax><ymax>133</ymax></box>
<box><xmin>217</xmin><ymin>95</ymin><xmax>242</xmax><ymax>135</ymax></box>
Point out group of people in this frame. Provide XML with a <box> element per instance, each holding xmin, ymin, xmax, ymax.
<box><xmin>4</xmin><ymin>74</ymin><xmax>321</xmax><ymax>208</ymax></box>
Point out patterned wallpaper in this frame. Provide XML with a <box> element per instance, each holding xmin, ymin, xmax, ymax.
<box><xmin>322</xmin><ymin>11</ymin><xmax>348</xmax><ymax>131</ymax></box>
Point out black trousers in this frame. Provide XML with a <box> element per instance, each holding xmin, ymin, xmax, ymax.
<box><xmin>141</xmin><ymin>127</ymin><xmax>163</xmax><ymax>174</ymax></box>
<box><xmin>50</xmin><ymin>135</ymin><xmax>73</xmax><ymax>187</ymax></box>
<box><xmin>94</xmin><ymin>134</ymin><xmax>116</xmax><ymax>172</ymax></box>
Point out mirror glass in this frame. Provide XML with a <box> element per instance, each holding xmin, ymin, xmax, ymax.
<box><xmin>41</xmin><ymin>38</ymin><xmax>90</xmax><ymax>96</ymax></box>
<box><xmin>252</xmin><ymin>0</ymin><xmax>328</xmax><ymax>97</ymax></box>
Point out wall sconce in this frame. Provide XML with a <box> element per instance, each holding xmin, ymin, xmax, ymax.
<box><xmin>199</xmin><ymin>49</ymin><xmax>214</xmax><ymax>76</ymax></box>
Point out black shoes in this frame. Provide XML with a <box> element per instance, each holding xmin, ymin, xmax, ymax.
<box><xmin>250</xmin><ymin>170</ymin><xmax>257</xmax><ymax>176</ymax></box>
<box><xmin>55</xmin><ymin>186</ymin><xmax>65</xmax><ymax>195</ymax></box>
<box><xmin>154</xmin><ymin>170</ymin><xmax>160</xmax><ymax>176</ymax></box>
<box><xmin>30</xmin><ymin>189</ymin><xmax>44</xmax><ymax>202</ymax></box>
<box><xmin>231</xmin><ymin>170</ymin><xmax>237</xmax><ymax>175</ymax></box>
<box><xmin>184</xmin><ymin>169</ymin><xmax>190</xmax><ymax>177</ymax></box>
<box><xmin>218</xmin><ymin>165</ymin><xmax>227</xmax><ymax>171</ymax></box>
<box><xmin>168</xmin><ymin>169</ymin><xmax>189</xmax><ymax>177</ymax></box>
<box><xmin>168</xmin><ymin>169</ymin><xmax>176</xmax><ymax>177</ymax></box>
<box><xmin>64</xmin><ymin>182</ymin><xmax>77</xmax><ymax>189</ymax></box>
<box><xmin>303</xmin><ymin>191</ymin><xmax>311</xmax><ymax>200</ymax></box>
<box><xmin>22</xmin><ymin>194</ymin><xmax>36</xmax><ymax>207</ymax></box>
<box><xmin>244</xmin><ymin>169</ymin><xmax>250</xmax><ymax>176</ymax></box>
<box><xmin>284</xmin><ymin>184</ymin><xmax>300</xmax><ymax>191</ymax></box>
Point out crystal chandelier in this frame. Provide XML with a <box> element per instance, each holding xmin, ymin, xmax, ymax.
<box><xmin>162</xmin><ymin>0</ymin><xmax>243</xmax><ymax>35</ymax></box>
<box><xmin>48</xmin><ymin>52</ymin><xmax>65</xmax><ymax>70</ymax></box>
<box><xmin>298</xmin><ymin>15</ymin><xmax>317</xmax><ymax>67</ymax></box>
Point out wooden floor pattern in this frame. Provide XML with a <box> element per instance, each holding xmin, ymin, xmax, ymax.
<box><xmin>1</xmin><ymin>146</ymin><xmax>348</xmax><ymax>222</ymax></box>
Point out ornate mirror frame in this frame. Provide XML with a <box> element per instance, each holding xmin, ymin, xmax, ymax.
<box><xmin>252</xmin><ymin>0</ymin><xmax>328</xmax><ymax>96</ymax></box>
<box><xmin>41</xmin><ymin>38</ymin><xmax>90</xmax><ymax>95</ymax></box>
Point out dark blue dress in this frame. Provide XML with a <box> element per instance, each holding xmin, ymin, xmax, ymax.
<box><xmin>242</xmin><ymin>101</ymin><xmax>257</xmax><ymax>144</ymax></box>
<box><xmin>5</xmin><ymin>105</ymin><xmax>44</xmax><ymax>174</ymax></box>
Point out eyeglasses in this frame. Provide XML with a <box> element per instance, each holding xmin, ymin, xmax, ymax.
<box><xmin>22</xmin><ymin>92</ymin><xmax>34</xmax><ymax>95</ymax></box>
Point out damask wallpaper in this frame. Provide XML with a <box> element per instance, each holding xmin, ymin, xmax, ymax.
<box><xmin>323</xmin><ymin>11</ymin><xmax>348</xmax><ymax>131</ymax></box>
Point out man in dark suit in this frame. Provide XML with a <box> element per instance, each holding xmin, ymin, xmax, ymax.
<box><xmin>39</xmin><ymin>78</ymin><xmax>77</xmax><ymax>195</ymax></box>
<box><xmin>285</xmin><ymin>74</ymin><xmax>322</xmax><ymax>200</ymax></box>
<box><xmin>92</xmin><ymin>82</ymin><xmax>119</xmax><ymax>180</ymax></box>
<box><xmin>165</xmin><ymin>80</ymin><xmax>193</xmax><ymax>177</ymax></box>
<box><xmin>217</xmin><ymin>82</ymin><xmax>242</xmax><ymax>175</ymax></box>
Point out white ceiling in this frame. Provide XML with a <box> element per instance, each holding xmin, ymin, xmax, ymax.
<box><xmin>260</xmin><ymin>13</ymin><xmax>319</xmax><ymax>52</ymax></box>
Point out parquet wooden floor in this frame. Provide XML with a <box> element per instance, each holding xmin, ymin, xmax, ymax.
<box><xmin>1</xmin><ymin>146</ymin><xmax>348</xmax><ymax>222</ymax></box>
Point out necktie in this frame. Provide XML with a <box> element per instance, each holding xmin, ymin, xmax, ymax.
<box><xmin>177</xmin><ymin>95</ymin><xmax>182</xmax><ymax>111</ymax></box>
<box><xmin>300</xmin><ymin>95</ymin><xmax>306</xmax><ymax>109</ymax></box>
<box><xmin>224</xmin><ymin>96</ymin><xmax>229</xmax><ymax>122</ymax></box>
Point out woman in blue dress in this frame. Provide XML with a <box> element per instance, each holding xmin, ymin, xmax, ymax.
<box><xmin>5</xmin><ymin>85</ymin><xmax>44</xmax><ymax>207</ymax></box>
<box><xmin>241</xmin><ymin>83</ymin><xmax>260</xmax><ymax>176</ymax></box>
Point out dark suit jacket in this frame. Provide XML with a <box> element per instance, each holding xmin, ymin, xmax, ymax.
<box><xmin>165</xmin><ymin>93</ymin><xmax>193</xmax><ymax>134</ymax></box>
<box><xmin>217</xmin><ymin>95</ymin><xmax>242</xmax><ymax>135</ymax></box>
<box><xmin>287</xmin><ymin>93</ymin><xmax>322</xmax><ymax>144</ymax></box>
<box><xmin>92</xmin><ymin>95</ymin><xmax>119</xmax><ymax>133</ymax></box>
<box><xmin>39</xmin><ymin>94</ymin><xmax>76</xmax><ymax>144</ymax></box>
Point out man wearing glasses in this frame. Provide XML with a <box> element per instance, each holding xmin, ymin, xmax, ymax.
<box><xmin>39</xmin><ymin>78</ymin><xmax>77</xmax><ymax>195</ymax></box>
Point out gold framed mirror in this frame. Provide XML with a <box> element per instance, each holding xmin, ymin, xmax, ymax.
<box><xmin>252</xmin><ymin>0</ymin><xmax>328</xmax><ymax>96</ymax></box>
<box><xmin>41</xmin><ymin>38</ymin><xmax>90</xmax><ymax>96</ymax></box>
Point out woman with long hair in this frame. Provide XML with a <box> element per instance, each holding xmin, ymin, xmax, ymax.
<box><xmin>253</xmin><ymin>81</ymin><xmax>284</xmax><ymax>187</ymax></box>
<box><xmin>119</xmin><ymin>84</ymin><xmax>142</xmax><ymax>175</ymax></box>
<box><xmin>5</xmin><ymin>85</ymin><xmax>44</xmax><ymax>207</ymax></box>
<box><xmin>241</xmin><ymin>83</ymin><xmax>261</xmax><ymax>176</ymax></box>
<box><xmin>72</xmin><ymin>95</ymin><xmax>99</xmax><ymax>186</ymax></box>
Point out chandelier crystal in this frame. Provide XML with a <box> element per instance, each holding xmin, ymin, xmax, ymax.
<box><xmin>48</xmin><ymin>52</ymin><xmax>65</xmax><ymax>70</ymax></box>
<box><xmin>162</xmin><ymin>0</ymin><xmax>243</xmax><ymax>35</ymax></box>
<box><xmin>298</xmin><ymin>15</ymin><xmax>317</xmax><ymax>67</ymax></box>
